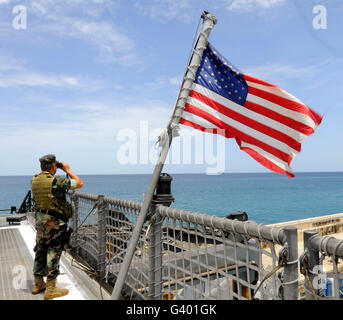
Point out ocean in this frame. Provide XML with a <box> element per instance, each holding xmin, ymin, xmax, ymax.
<box><xmin>0</xmin><ymin>172</ymin><xmax>342</xmax><ymax>225</ymax></box>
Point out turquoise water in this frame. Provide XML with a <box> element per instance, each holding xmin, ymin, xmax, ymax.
<box><xmin>0</xmin><ymin>172</ymin><xmax>342</xmax><ymax>224</ymax></box>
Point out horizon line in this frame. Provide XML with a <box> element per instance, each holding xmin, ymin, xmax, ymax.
<box><xmin>0</xmin><ymin>170</ymin><xmax>342</xmax><ymax>177</ymax></box>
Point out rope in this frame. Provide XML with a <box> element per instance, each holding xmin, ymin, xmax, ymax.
<box><xmin>69</xmin><ymin>255</ymin><xmax>105</xmax><ymax>300</ymax></box>
<box><xmin>143</xmin><ymin>222</ymin><xmax>152</xmax><ymax>251</ymax></box>
<box><xmin>285</xmin><ymin>259</ymin><xmax>298</xmax><ymax>265</ymax></box>
<box><xmin>257</xmin><ymin>224</ymin><xmax>263</xmax><ymax>240</ymax></box>
<box><xmin>252</xmin><ymin>243</ymin><xmax>296</xmax><ymax>299</ymax></box>
<box><xmin>252</xmin><ymin>264</ymin><xmax>283</xmax><ymax>299</ymax></box>
<box><xmin>282</xmin><ymin>278</ymin><xmax>299</xmax><ymax>286</ymax></box>
<box><xmin>187</xmin><ymin>15</ymin><xmax>202</xmax><ymax>69</ymax></box>
<box><xmin>70</xmin><ymin>204</ymin><xmax>154</xmax><ymax>300</ymax></box>
<box><xmin>243</xmin><ymin>221</ymin><xmax>249</xmax><ymax>235</ymax></box>
<box><xmin>299</xmin><ymin>250</ymin><xmax>319</xmax><ymax>300</ymax></box>
<box><xmin>167</xmin><ymin>14</ymin><xmax>202</xmax><ymax>129</ymax></box>
<box><xmin>77</xmin><ymin>203</ymin><xmax>98</xmax><ymax>230</ymax></box>
<box><xmin>66</xmin><ymin>202</ymin><xmax>105</xmax><ymax>299</ymax></box>
<box><xmin>69</xmin><ymin>232</ymin><xmax>126</xmax><ymax>301</ymax></box>
<box><xmin>303</xmin><ymin>269</ymin><xmax>319</xmax><ymax>300</ymax></box>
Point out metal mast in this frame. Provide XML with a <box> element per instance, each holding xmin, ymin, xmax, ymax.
<box><xmin>110</xmin><ymin>11</ymin><xmax>218</xmax><ymax>300</ymax></box>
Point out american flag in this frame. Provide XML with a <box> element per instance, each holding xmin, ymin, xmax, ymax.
<box><xmin>180</xmin><ymin>42</ymin><xmax>322</xmax><ymax>178</ymax></box>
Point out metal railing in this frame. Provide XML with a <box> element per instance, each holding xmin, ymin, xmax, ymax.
<box><xmin>67</xmin><ymin>191</ymin><xmax>299</xmax><ymax>300</ymax></box>
<box><xmin>23</xmin><ymin>188</ymin><xmax>343</xmax><ymax>300</ymax></box>
<box><xmin>300</xmin><ymin>230</ymin><xmax>343</xmax><ymax>300</ymax></box>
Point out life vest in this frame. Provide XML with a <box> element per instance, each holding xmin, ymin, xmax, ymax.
<box><xmin>31</xmin><ymin>171</ymin><xmax>72</xmax><ymax>219</ymax></box>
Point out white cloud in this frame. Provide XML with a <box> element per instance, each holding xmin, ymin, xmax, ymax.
<box><xmin>228</xmin><ymin>0</ymin><xmax>285</xmax><ymax>11</ymax></box>
<box><xmin>169</xmin><ymin>76</ymin><xmax>182</xmax><ymax>86</ymax></box>
<box><xmin>0</xmin><ymin>52</ymin><xmax>104</xmax><ymax>89</ymax></box>
<box><xmin>30</xmin><ymin>0</ymin><xmax>113</xmax><ymax>16</ymax></box>
<box><xmin>244</xmin><ymin>63</ymin><xmax>316</xmax><ymax>80</ymax></box>
<box><xmin>0</xmin><ymin>50</ymin><xmax>179</xmax><ymax>91</ymax></box>
<box><xmin>243</xmin><ymin>58</ymin><xmax>342</xmax><ymax>81</ymax></box>
<box><xmin>26</xmin><ymin>0</ymin><xmax>138</xmax><ymax>65</ymax></box>
<box><xmin>0</xmin><ymin>54</ymin><xmax>26</xmax><ymax>71</ymax></box>
<box><xmin>0</xmin><ymin>0</ymin><xmax>12</xmax><ymax>4</ymax></box>
<box><xmin>0</xmin><ymin>98</ymin><xmax>172</xmax><ymax>174</ymax></box>
<box><xmin>134</xmin><ymin>0</ymin><xmax>197</xmax><ymax>22</ymax></box>
<box><xmin>36</xmin><ymin>17</ymin><xmax>136</xmax><ymax>63</ymax></box>
<box><xmin>134</xmin><ymin>0</ymin><xmax>286</xmax><ymax>21</ymax></box>
<box><xmin>0</xmin><ymin>71</ymin><xmax>104</xmax><ymax>89</ymax></box>
<box><xmin>134</xmin><ymin>75</ymin><xmax>182</xmax><ymax>92</ymax></box>
<box><xmin>0</xmin><ymin>94</ymin><xmax>172</xmax><ymax>140</ymax></box>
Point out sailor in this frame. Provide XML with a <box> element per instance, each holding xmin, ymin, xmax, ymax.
<box><xmin>31</xmin><ymin>154</ymin><xmax>83</xmax><ymax>299</ymax></box>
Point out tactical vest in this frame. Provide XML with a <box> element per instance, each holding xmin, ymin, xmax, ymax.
<box><xmin>31</xmin><ymin>172</ymin><xmax>72</xmax><ymax>219</ymax></box>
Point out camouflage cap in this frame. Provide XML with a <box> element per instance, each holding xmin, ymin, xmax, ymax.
<box><xmin>39</xmin><ymin>154</ymin><xmax>57</xmax><ymax>165</ymax></box>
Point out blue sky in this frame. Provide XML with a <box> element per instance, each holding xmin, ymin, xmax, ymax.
<box><xmin>0</xmin><ymin>0</ymin><xmax>342</xmax><ymax>175</ymax></box>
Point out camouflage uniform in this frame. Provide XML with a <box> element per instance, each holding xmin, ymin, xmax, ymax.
<box><xmin>33</xmin><ymin>176</ymin><xmax>75</xmax><ymax>281</ymax></box>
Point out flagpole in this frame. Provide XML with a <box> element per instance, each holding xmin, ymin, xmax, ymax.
<box><xmin>110</xmin><ymin>11</ymin><xmax>217</xmax><ymax>300</ymax></box>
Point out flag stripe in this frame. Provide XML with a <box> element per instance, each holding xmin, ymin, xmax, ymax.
<box><xmin>188</xmin><ymin>87</ymin><xmax>301</xmax><ymax>153</ymax></box>
<box><xmin>238</xmin><ymin>140</ymin><xmax>294</xmax><ymax>178</ymax></box>
<box><xmin>307</xmin><ymin>107</ymin><xmax>323</xmax><ymax>126</ymax></box>
<box><xmin>244</xmin><ymin>74</ymin><xmax>277</xmax><ymax>88</ymax></box>
<box><xmin>246</xmin><ymin>93</ymin><xmax>317</xmax><ymax>130</ymax></box>
<box><xmin>181</xmin><ymin>110</ymin><xmax>218</xmax><ymax>129</ymax></box>
<box><xmin>179</xmin><ymin>117</ymin><xmax>209</xmax><ymax>132</ymax></box>
<box><xmin>180</xmin><ymin>115</ymin><xmax>294</xmax><ymax>176</ymax></box>
<box><xmin>184</xmin><ymin>102</ymin><xmax>294</xmax><ymax>164</ymax></box>
<box><xmin>191</xmin><ymin>83</ymin><xmax>307</xmax><ymax>144</ymax></box>
<box><xmin>246</xmin><ymin>80</ymin><xmax>304</xmax><ymax>105</ymax></box>
<box><xmin>245</xmin><ymin>74</ymin><xmax>320</xmax><ymax>128</ymax></box>
<box><xmin>239</xmin><ymin>141</ymin><xmax>294</xmax><ymax>177</ymax></box>
<box><xmin>179</xmin><ymin>117</ymin><xmax>226</xmax><ymax>136</ymax></box>
<box><xmin>248</xmin><ymin>86</ymin><xmax>321</xmax><ymax>126</ymax></box>
<box><xmin>244</xmin><ymin>100</ymin><xmax>315</xmax><ymax>136</ymax></box>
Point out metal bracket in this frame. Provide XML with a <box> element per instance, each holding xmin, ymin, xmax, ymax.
<box><xmin>299</xmin><ymin>249</ymin><xmax>310</xmax><ymax>275</ymax></box>
<box><xmin>145</xmin><ymin>206</ymin><xmax>157</xmax><ymax>223</ymax></box>
<box><xmin>279</xmin><ymin>243</ymin><xmax>289</xmax><ymax>267</ymax></box>
<box><xmin>146</xmin><ymin>212</ymin><xmax>158</xmax><ymax>224</ymax></box>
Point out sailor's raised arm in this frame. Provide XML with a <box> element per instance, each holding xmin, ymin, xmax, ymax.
<box><xmin>60</xmin><ymin>162</ymin><xmax>83</xmax><ymax>189</ymax></box>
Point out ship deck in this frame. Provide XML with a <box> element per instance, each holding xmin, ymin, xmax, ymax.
<box><xmin>1</xmin><ymin>212</ymin><xmax>343</xmax><ymax>300</ymax></box>
<box><xmin>0</xmin><ymin>215</ymin><xmax>111</xmax><ymax>300</ymax></box>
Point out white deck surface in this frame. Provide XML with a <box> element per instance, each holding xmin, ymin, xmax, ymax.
<box><xmin>0</xmin><ymin>220</ymin><xmax>92</xmax><ymax>300</ymax></box>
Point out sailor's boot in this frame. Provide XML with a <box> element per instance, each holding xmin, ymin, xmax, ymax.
<box><xmin>32</xmin><ymin>276</ymin><xmax>46</xmax><ymax>294</ymax></box>
<box><xmin>44</xmin><ymin>279</ymin><xmax>69</xmax><ymax>299</ymax></box>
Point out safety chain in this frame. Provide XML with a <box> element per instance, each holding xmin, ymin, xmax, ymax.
<box><xmin>299</xmin><ymin>249</ymin><xmax>319</xmax><ymax>300</ymax></box>
<box><xmin>252</xmin><ymin>244</ymin><xmax>289</xmax><ymax>299</ymax></box>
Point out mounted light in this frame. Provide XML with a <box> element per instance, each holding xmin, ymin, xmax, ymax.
<box><xmin>152</xmin><ymin>173</ymin><xmax>175</xmax><ymax>207</ymax></box>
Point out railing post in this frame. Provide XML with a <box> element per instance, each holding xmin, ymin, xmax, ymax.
<box><xmin>148</xmin><ymin>204</ymin><xmax>163</xmax><ymax>300</ymax></box>
<box><xmin>97</xmin><ymin>195</ymin><xmax>107</xmax><ymax>279</ymax></box>
<box><xmin>70</xmin><ymin>193</ymin><xmax>79</xmax><ymax>253</ymax></box>
<box><xmin>303</xmin><ymin>230</ymin><xmax>320</xmax><ymax>300</ymax></box>
<box><xmin>283</xmin><ymin>226</ymin><xmax>299</xmax><ymax>300</ymax></box>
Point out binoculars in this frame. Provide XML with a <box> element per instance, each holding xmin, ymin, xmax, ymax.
<box><xmin>56</xmin><ymin>161</ymin><xmax>63</xmax><ymax>169</ymax></box>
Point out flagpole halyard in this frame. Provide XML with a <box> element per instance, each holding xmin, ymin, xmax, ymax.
<box><xmin>110</xmin><ymin>11</ymin><xmax>217</xmax><ymax>300</ymax></box>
